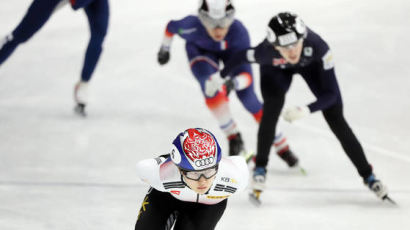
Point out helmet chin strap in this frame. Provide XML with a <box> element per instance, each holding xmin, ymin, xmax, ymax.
<box><xmin>180</xmin><ymin>173</ymin><xmax>190</xmax><ymax>187</ymax></box>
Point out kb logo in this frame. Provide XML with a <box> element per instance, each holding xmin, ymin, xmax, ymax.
<box><xmin>194</xmin><ymin>157</ymin><xmax>214</xmax><ymax>167</ymax></box>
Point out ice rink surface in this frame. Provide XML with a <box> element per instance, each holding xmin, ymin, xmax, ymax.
<box><xmin>0</xmin><ymin>0</ymin><xmax>409</xmax><ymax>229</ymax></box>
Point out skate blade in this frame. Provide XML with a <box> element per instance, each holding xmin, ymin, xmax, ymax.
<box><xmin>248</xmin><ymin>190</ymin><xmax>262</xmax><ymax>207</ymax></box>
<box><xmin>289</xmin><ymin>164</ymin><xmax>307</xmax><ymax>175</ymax></box>
<box><xmin>298</xmin><ymin>166</ymin><xmax>307</xmax><ymax>175</ymax></box>
<box><xmin>383</xmin><ymin>195</ymin><xmax>397</xmax><ymax>205</ymax></box>
<box><xmin>74</xmin><ymin>104</ymin><xmax>87</xmax><ymax>117</ymax></box>
<box><xmin>240</xmin><ymin>150</ymin><xmax>255</xmax><ymax>163</ymax></box>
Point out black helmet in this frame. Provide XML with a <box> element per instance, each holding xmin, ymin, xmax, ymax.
<box><xmin>198</xmin><ymin>0</ymin><xmax>235</xmax><ymax>29</ymax></box>
<box><xmin>267</xmin><ymin>12</ymin><xmax>307</xmax><ymax>47</ymax></box>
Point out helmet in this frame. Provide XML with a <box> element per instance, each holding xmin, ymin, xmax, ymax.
<box><xmin>198</xmin><ymin>0</ymin><xmax>235</xmax><ymax>29</ymax></box>
<box><xmin>170</xmin><ymin>128</ymin><xmax>222</xmax><ymax>171</ymax></box>
<box><xmin>267</xmin><ymin>12</ymin><xmax>307</xmax><ymax>47</ymax></box>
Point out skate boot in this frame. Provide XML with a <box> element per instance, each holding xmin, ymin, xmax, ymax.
<box><xmin>277</xmin><ymin>149</ymin><xmax>299</xmax><ymax>167</ymax></box>
<box><xmin>228</xmin><ymin>133</ymin><xmax>254</xmax><ymax>163</ymax></box>
<box><xmin>74</xmin><ymin>81</ymin><xmax>88</xmax><ymax>117</ymax></box>
<box><xmin>277</xmin><ymin>149</ymin><xmax>306</xmax><ymax>174</ymax></box>
<box><xmin>228</xmin><ymin>133</ymin><xmax>244</xmax><ymax>156</ymax></box>
<box><xmin>364</xmin><ymin>173</ymin><xmax>394</xmax><ymax>204</ymax></box>
<box><xmin>249</xmin><ymin>167</ymin><xmax>266</xmax><ymax>206</ymax></box>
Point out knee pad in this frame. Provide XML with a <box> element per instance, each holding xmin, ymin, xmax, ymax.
<box><xmin>205</xmin><ymin>90</ymin><xmax>228</xmax><ymax>109</ymax></box>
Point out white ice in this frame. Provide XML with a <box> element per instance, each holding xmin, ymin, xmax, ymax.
<box><xmin>0</xmin><ymin>0</ymin><xmax>409</xmax><ymax>229</ymax></box>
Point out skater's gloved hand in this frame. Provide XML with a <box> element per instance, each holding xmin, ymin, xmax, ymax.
<box><xmin>157</xmin><ymin>46</ymin><xmax>170</xmax><ymax>65</ymax></box>
<box><xmin>205</xmin><ymin>73</ymin><xmax>224</xmax><ymax>97</ymax></box>
<box><xmin>282</xmin><ymin>105</ymin><xmax>310</xmax><ymax>122</ymax></box>
<box><xmin>223</xmin><ymin>78</ymin><xmax>236</xmax><ymax>96</ymax></box>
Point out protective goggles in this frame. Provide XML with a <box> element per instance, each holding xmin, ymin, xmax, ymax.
<box><xmin>180</xmin><ymin>165</ymin><xmax>218</xmax><ymax>181</ymax></box>
<box><xmin>198</xmin><ymin>10</ymin><xmax>235</xmax><ymax>29</ymax></box>
<box><xmin>275</xmin><ymin>38</ymin><xmax>303</xmax><ymax>50</ymax></box>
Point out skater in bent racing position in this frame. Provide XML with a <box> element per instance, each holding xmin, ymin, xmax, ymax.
<box><xmin>156</xmin><ymin>0</ymin><xmax>300</xmax><ymax>169</ymax></box>
<box><xmin>0</xmin><ymin>0</ymin><xmax>109</xmax><ymax>116</ymax></box>
<box><xmin>221</xmin><ymin>11</ymin><xmax>393</xmax><ymax>204</ymax></box>
<box><xmin>134</xmin><ymin>128</ymin><xmax>248</xmax><ymax>230</ymax></box>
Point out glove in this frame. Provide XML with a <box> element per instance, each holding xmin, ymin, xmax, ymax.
<box><xmin>223</xmin><ymin>78</ymin><xmax>236</xmax><ymax>96</ymax></box>
<box><xmin>205</xmin><ymin>73</ymin><xmax>225</xmax><ymax>97</ymax></box>
<box><xmin>157</xmin><ymin>47</ymin><xmax>170</xmax><ymax>65</ymax></box>
<box><xmin>282</xmin><ymin>105</ymin><xmax>310</xmax><ymax>123</ymax></box>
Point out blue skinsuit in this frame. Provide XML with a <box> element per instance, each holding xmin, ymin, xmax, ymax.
<box><xmin>0</xmin><ymin>0</ymin><xmax>109</xmax><ymax>82</ymax></box>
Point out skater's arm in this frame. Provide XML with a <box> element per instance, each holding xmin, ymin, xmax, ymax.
<box><xmin>221</xmin><ymin>39</ymin><xmax>271</xmax><ymax>78</ymax></box>
<box><xmin>306</xmin><ymin>43</ymin><xmax>339</xmax><ymax>113</ymax></box>
<box><xmin>220</xmin><ymin>49</ymin><xmax>252</xmax><ymax>78</ymax></box>
<box><xmin>157</xmin><ymin>16</ymin><xmax>196</xmax><ymax>65</ymax></box>
<box><xmin>136</xmin><ymin>157</ymin><xmax>166</xmax><ymax>192</ymax></box>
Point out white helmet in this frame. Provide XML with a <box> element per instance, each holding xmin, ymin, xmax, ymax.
<box><xmin>198</xmin><ymin>0</ymin><xmax>235</xmax><ymax>29</ymax></box>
